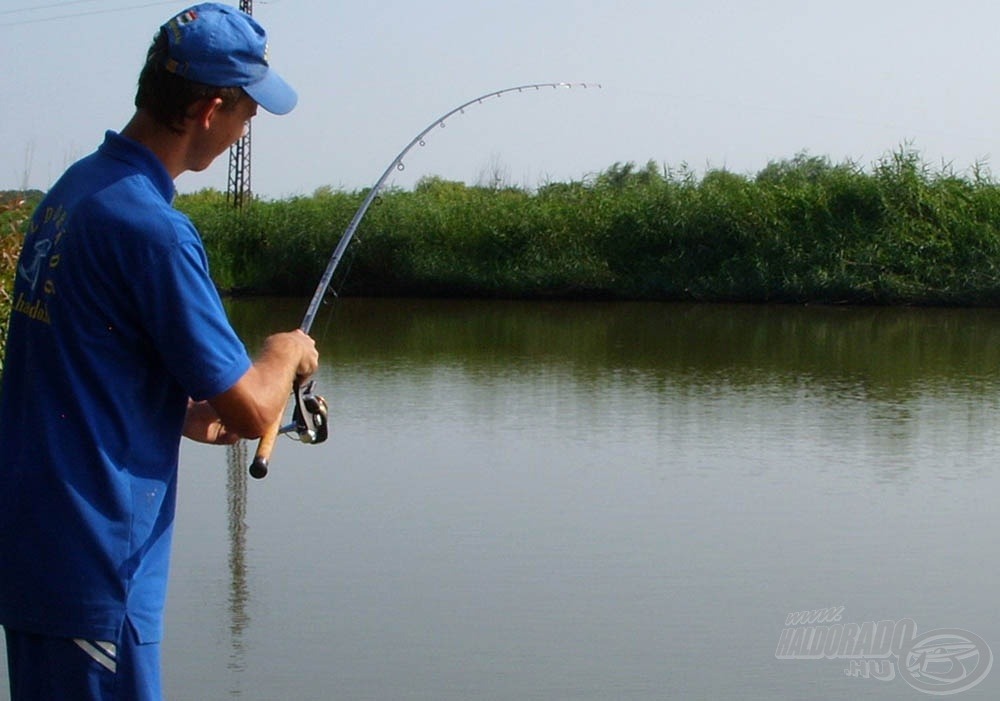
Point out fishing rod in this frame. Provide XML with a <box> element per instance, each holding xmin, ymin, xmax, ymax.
<box><xmin>248</xmin><ymin>82</ymin><xmax>601</xmax><ymax>479</ymax></box>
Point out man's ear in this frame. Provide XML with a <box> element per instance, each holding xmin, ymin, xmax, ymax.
<box><xmin>190</xmin><ymin>97</ymin><xmax>224</xmax><ymax>129</ymax></box>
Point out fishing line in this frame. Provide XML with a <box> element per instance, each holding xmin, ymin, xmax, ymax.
<box><xmin>249</xmin><ymin>81</ymin><xmax>601</xmax><ymax>478</ymax></box>
<box><xmin>308</xmin><ymin>239</ymin><xmax>357</xmax><ymax>351</ymax></box>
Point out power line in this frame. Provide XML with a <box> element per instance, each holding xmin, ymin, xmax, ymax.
<box><xmin>0</xmin><ymin>0</ymin><xmax>181</xmax><ymax>27</ymax></box>
<box><xmin>0</xmin><ymin>1</ymin><xmax>107</xmax><ymax>16</ymax></box>
<box><xmin>0</xmin><ymin>1</ymin><xmax>99</xmax><ymax>16</ymax></box>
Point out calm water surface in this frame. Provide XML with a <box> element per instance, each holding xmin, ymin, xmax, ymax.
<box><xmin>5</xmin><ymin>299</ymin><xmax>1000</xmax><ymax>699</ymax></box>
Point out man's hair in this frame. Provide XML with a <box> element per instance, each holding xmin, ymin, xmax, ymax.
<box><xmin>135</xmin><ymin>29</ymin><xmax>244</xmax><ymax>133</ymax></box>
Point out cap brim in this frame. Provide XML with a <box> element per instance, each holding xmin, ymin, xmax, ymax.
<box><xmin>244</xmin><ymin>69</ymin><xmax>298</xmax><ymax>115</ymax></box>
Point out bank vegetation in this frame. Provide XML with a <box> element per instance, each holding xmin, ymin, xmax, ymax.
<box><xmin>6</xmin><ymin>148</ymin><xmax>1000</xmax><ymax>363</ymax></box>
<box><xmin>0</xmin><ymin>194</ymin><xmax>37</xmax><ymax>375</ymax></box>
<box><xmin>181</xmin><ymin>148</ymin><xmax>1000</xmax><ymax>306</ymax></box>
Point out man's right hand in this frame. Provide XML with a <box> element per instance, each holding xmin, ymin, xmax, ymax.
<box><xmin>205</xmin><ymin>329</ymin><xmax>320</xmax><ymax>440</ymax></box>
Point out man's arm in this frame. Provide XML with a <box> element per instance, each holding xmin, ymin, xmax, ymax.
<box><xmin>183</xmin><ymin>329</ymin><xmax>318</xmax><ymax>443</ymax></box>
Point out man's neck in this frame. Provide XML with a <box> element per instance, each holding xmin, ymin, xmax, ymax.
<box><xmin>121</xmin><ymin>110</ymin><xmax>188</xmax><ymax>181</ymax></box>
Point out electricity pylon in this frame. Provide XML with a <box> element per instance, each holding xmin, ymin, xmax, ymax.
<box><xmin>226</xmin><ymin>0</ymin><xmax>253</xmax><ymax>208</ymax></box>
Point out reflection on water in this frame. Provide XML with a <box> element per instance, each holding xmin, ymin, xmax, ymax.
<box><xmin>161</xmin><ymin>300</ymin><xmax>1000</xmax><ymax>701</ymax></box>
<box><xmin>267</xmin><ymin>299</ymin><xmax>1000</xmax><ymax>487</ymax></box>
<box><xmin>231</xmin><ymin>298</ymin><xmax>1000</xmax><ymax>393</ymax></box>
<box><xmin>225</xmin><ymin>441</ymin><xmax>249</xmax><ymax>681</ymax></box>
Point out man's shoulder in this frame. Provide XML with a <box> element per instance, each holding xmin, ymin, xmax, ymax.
<box><xmin>50</xmin><ymin>131</ymin><xmax>186</xmax><ymax>237</ymax></box>
<box><xmin>64</xmin><ymin>169</ymin><xmax>196</xmax><ymax>249</ymax></box>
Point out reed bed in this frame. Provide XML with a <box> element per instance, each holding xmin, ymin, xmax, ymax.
<box><xmin>179</xmin><ymin>148</ymin><xmax>1000</xmax><ymax>305</ymax></box>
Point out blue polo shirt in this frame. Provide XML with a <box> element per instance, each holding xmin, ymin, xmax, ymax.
<box><xmin>0</xmin><ymin>131</ymin><xmax>252</xmax><ymax>643</ymax></box>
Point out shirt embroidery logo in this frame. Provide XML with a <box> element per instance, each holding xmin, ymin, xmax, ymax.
<box><xmin>17</xmin><ymin>239</ymin><xmax>51</xmax><ymax>293</ymax></box>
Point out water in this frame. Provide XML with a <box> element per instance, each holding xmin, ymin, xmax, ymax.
<box><xmin>4</xmin><ymin>299</ymin><xmax>1000</xmax><ymax>699</ymax></box>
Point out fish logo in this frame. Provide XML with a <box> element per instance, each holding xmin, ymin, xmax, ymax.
<box><xmin>898</xmin><ymin>629</ymin><xmax>993</xmax><ymax>695</ymax></box>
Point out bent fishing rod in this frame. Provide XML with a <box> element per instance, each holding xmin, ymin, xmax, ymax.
<box><xmin>248</xmin><ymin>82</ymin><xmax>601</xmax><ymax>479</ymax></box>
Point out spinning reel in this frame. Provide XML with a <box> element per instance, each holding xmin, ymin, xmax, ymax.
<box><xmin>280</xmin><ymin>380</ymin><xmax>329</xmax><ymax>444</ymax></box>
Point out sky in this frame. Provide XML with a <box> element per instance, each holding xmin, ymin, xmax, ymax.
<box><xmin>3</xmin><ymin>0</ymin><xmax>1000</xmax><ymax>198</ymax></box>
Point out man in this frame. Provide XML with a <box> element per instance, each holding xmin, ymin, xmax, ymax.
<box><xmin>0</xmin><ymin>4</ymin><xmax>317</xmax><ymax>699</ymax></box>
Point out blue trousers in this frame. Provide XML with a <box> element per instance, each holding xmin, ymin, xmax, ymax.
<box><xmin>4</xmin><ymin>620</ymin><xmax>161</xmax><ymax>701</ymax></box>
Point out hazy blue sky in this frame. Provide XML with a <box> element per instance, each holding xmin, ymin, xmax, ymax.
<box><xmin>2</xmin><ymin>0</ymin><xmax>999</xmax><ymax>197</ymax></box>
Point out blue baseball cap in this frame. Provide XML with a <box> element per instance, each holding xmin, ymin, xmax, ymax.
<box><xmin>161</xmin><ymin>3</ymin><xmax>297</xmax><ymax>115</ymax></box>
